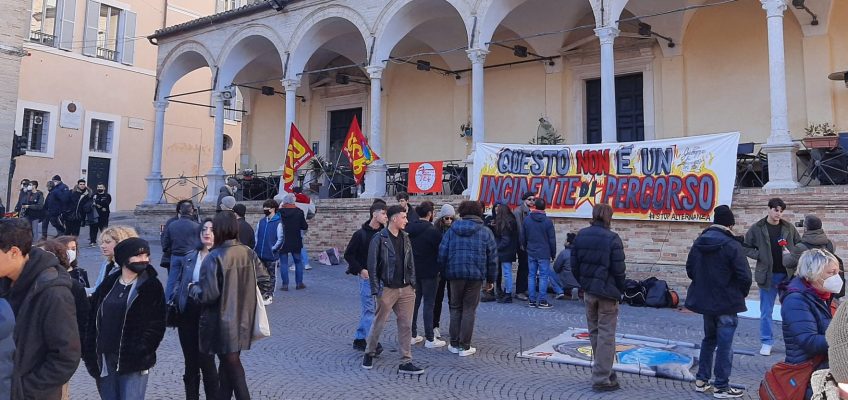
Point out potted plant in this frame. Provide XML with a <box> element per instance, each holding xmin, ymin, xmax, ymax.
<box><xmin>803</xmin><ymin>122</ymin><xmax>839</xmax><ymax>149</ymax></box>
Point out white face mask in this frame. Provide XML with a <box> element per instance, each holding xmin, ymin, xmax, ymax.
<box><xmin>26</xmin><ymin>185</ymin><xmax>33</xmax><ymax>191</ymax></box>
<box><xmin>66</xmin><ymin>249</ymin><xmax>76</xmax><ymax>264</ymax></box>
<box><xmin>822</xmin><ymin>274</ymin><xmax>843</xmax><ymax>294</ymax></box>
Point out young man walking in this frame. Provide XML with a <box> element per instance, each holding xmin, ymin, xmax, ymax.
<box><xmin>361</xmin><ymin>205</ymin><xmax>423</xmax><ymax>374</ymax></box>
<box><xmin>277</xmin><ymin>194</ymin><xmax>308</xmax><ymax>290</ymax></box>
<box><xmin>743</xmin><ymin>197</ymin><xmax>800</xmax><ymax>356</ymax></box>
<box><xmin>344</xmin><ymin>202</ymin><xmax>387</xmax><ymax>352</ymax></box>
<box><xmin>512</xmin><ymin>191</ymin><xmax>535</xmax><ymax>301</ymax></box>
<box><xmin>572</xmin><ymin>204</ymin><xmax>627</xmax><ymax>392</ymax></box>
<box><xmin>522</xmin><ymin>198</ymin><xmax>557</xmax><ymax>309</ymax></box>
<box><xmin>406</xmin><ymin>201</ymin><xmax>446</xmax><ymax>348</ymax></box>
<box><xmin>437</xmin><ymin>201</ymin><xmax>498</xmax><ymax>357</ymax></box>
<box><xmin>162</xmin><ymin>202</ymin><xmax>200</xmax><ymax>302</ymax></box>
<box><xmin>686</xmin><ymin>205</ymin><xmax>751</xmax><ymax>398</ymax></box>
<box><xmin>0</xmin><ymin>219</ymin><xmax>80</xmax><ymax>399</ymax></box>
<box><xmin>254</xmin><ymin>199</ymin><xmax>283</xmax><ymax>304</ymax></box>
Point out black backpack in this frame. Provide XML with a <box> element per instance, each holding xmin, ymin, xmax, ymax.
<box><xmin>622</xmin><ymin>279</ymin><xmax>647</xmax><ymax>306</ymax></box>
<box><xmin>643</xmin><ymin>277</ymin><xmax>675</xmax><ymax>308</ymax></box>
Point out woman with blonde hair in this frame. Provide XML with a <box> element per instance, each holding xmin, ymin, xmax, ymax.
<box><xmin>92</xmin><ymin>226</ymin><xmax>139</xmax><ymax>292</ymax></box>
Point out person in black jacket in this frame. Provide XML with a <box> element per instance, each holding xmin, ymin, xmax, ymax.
<box><xmin>571</xmin><ymin>204</ymin><xmax>626</xmax><ymax>392</ymax></box>
<box><xmin>83</xmin><ymin>237</ymin><xmax>166</xmax><ymax>400</ymax></box>
<box><xmin>685</xmin><ymin>205</ymin><xmax>751</xmax><ymax>398</ymax></box>
<box><xmin>90</xmin><ymin>184</ymin><xmax>112</xmax><ymax>246</ymax></box>
<box><xmin>407</xmin><ymin>201</ymin><xmax>445</xmax><ymax>348</ymax></box>
<box><xmin>521</xmin><ymin>198</ymin><xmax>557</xmax><ymax>309</ymax></box>
<box><xmin>494</xmin><ymin>203</ymin><xmax>519</xmax><ymax>303</ymax></box>
<box><xmin>277</xmin><ymin>194</ymin><xmax>308</xmax><ymax>290</ymax></box>
<box><xmin>0</xmin><ymin>219</ymin><xmax>80</xmax><ymax>400</ymax></box>
<box><xmin>18</xmin><ymin>180</ymin><xmax>45</xmax><ymax>239</ymax></box>
<box><xmin>45</xmin><ymin>178</ymin><xmax>69</xmax><ymax>238</ymax></box>
<box><xmin>65</xmin><ymin>179</ymin><xmax>93</xmax><ymax>237</ymax></box>
<box><xmin>344</xmin><ymin>202</ymin><xmax>387</xmax><ymax>352</ymax></box>
<box><xmin>163</xmin><ymin>202</ymin><xmax>200</xmax><ymax>302</ymax></box>
<box><xmin>159</xmin><ymin>200</ymin><xmax>196</xmax><ymax>271</ymax></box>
<box><xmin>231</xmin><ymin>204</ymin><xmax>256</xmax><ymax>249</ymax></box>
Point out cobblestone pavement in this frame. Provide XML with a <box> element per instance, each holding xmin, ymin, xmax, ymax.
<box><xmin>67</xmin><ymin>242</ymin><xmax>780</xmax><ymax>399</ymax></box>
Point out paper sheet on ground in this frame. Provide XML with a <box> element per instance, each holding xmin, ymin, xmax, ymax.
<box><xmin>738</xmin><ymin>299</ymin><xmax>782</xmax><ymax>322</ymax></box>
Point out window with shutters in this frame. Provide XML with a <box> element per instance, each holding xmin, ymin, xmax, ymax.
<box><xmin>21</xmin><ymin>109</ymin><xmax>50</xmax><ymax>153</ymax></box>
<box><xmin>83</xmin><ymin>1</ymin><xmax>136</xmax><ymax>65</ymax></box>
<box><xmin>30</xmin><ymin>0</ymin><xmax>58</xmax><ymax>46</ymax></box>
<box><xmin>223</xmin><ymin>89</ymin><xmax>244</xmax><ymax>123</ymax></box>
<box><xmin>96</xmin><ymin>4</ymin><xmax>120</xmax><ymax>61</ymax></box>
<box><xmin>217</xmin><ymin>0</ymin><xmax>248</xmax><ymax>13</ymax></box>
<box><xmin>89</xmin><ymin>119</ymin><xmax>113</xmax><ymax>153</ymax></box>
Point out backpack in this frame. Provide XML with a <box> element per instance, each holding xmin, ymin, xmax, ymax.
<box><xmin>759</xmin><ymin>355</ymin><xmax>825</xmax><ymax>400</ymax></box>
<box><xmin>643</xmin><ymin>277</ymin><xmax>676</xmax><ymax>308</ymax></box>
<box><xmin>622</xmin><ymin>279</ymin><xmax>647</xmax><ymax>306</ymax></box>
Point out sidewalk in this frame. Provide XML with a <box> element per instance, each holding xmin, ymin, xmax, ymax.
<box><xmin>67</xmin><ymin>242</ymin><xmax>777</xmax><ymax>399</ymax></box>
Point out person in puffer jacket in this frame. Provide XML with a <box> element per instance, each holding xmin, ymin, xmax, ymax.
<box><xmin>781</xmin><ymin>248</ymin><xmax>841</xmax><ymax>399</ymax></box>
<box><xmin>571</xmin><ymin>204</ymin><xmax>626</xmax><ymax>393</ymax></box>
<box><xmin>437</xmin><ymin>201</ymin><xmax>497</xmax><ymax>357</ymax></box>
<box><xmin>521</xmin><ymin>198</ymin><xmax>557</xmax><ymax>308</ymax></box>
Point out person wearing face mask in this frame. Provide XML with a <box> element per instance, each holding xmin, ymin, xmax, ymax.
<box><xmin>19</xmin><ymin>180</ymin><xmax>45</xmax><ymax>239</ymax></box>
<box><xmin>174</xmin><ymin>219</ymin><xmax>219</xmax><ymax>400</ymax></box>
<box><xmin>13</xmin><ymin>179</ymin><xmax>30</xmax><ymax>215</ymax></box>
<box><xmin>780</xmin><ymin>248</ymin><xmax>842</xmax><ymax>398</ymax></box>
<box><xmin>57</xmin><ymin>236</ymin><xmax>89</xmax><ymax>289</ymax></box>
<box><xmin>83</xmin><ymin>237</ymin><xmax>166</xmax><ymax>400</ymax></box>
<box><xmin>254</xmin><ymin>199</ymin><xmax>283</xmax><ymax>304</ymax></box>
<box><xmin>91</xmin><ymin>184</ymin><xmax>112</xmax><ymax>247</ymax></box>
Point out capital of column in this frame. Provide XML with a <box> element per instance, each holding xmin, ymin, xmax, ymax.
<box><xmin>594</xmin><ymin>26</ymin><xmax>620</xmax><ymax>45</ymax></box>
<box><xmin>761</xmin><ymin>0</ymin><xmax>787</xmax><ymax>17</ymax></box>
<box><xmin>282</xmin><ymin>79</ymin><xmax>301</xmax><ymax>92</ymax></box>
<box><xmin>466</xmin><ymin>48</ymin><xmax>489</xmax><ymax>65</ymax></box>
<box><xmin>153</xmin><ymin>100</ymin><xmax>169</xmax><ymax>112</ymax></box>
<box><xmin>211</xmin><ymin>90</ymin><xmax>226</xmax><ymax>103</ymax></box>
<box><xmin>366</xmin><ymin>65</ymin><xmax>384</xmax><ymax>80</ymax></box>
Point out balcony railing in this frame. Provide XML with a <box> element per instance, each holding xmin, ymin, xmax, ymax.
<box><xmin>96</xmin><ymin>47</ymin><xmax>118</xmax><ymax>61</ymax></box>
<box><xmin>29</xmin><ymin>31</ymin><xmax>55</xmax><ymax>47</ymax></box>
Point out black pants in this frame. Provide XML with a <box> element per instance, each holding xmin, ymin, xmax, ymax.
<box><xmin>434</xmin><ymin>276</ymin><xmax>451</xmax><ymax>329</ymax></box>
<box><xmin>448</xmin><ymin>279</ymin><xmax>483</xmax><ymax>349</ymax></box>
<box><xmin>177</xmin><ymin>305</ymin><xmax>218</xmax><ymax>400</ymax></box>
<box><xmin>412</xmin><ymin>277</ymin><xmax>438</xmax><ymax>340</ymax></box>
<box><xmin>217</xmin><ymin>352</ymin><xmax>249</xmax><ymax>400</ymax></box>
<box><xmin>48</xmin><ymin>215</ymin><xmax>65</xmax><ymax>237</ymax></box>
<box><xmin>90</xmin><ymin>213</ymin><xmax>109</xmax><ymax>244</ymax></box>
<box><xmin>65</xmin><ymin>219</ymin><xmax>81</xmax><ymax>236</ymax></box>
<box><xmin>516</xmin><ymin>249</ymin><xmax>529</xmax><ymax>294</ymax></box>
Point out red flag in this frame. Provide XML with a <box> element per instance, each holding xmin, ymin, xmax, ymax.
<box><xmin>408</xmin><ymin>161</ymin><xmax>444</xmax><ymax>194</ymax></box>
<box><xmin>282</xmin><ymin>124</ymin><xmax>314</xmax><ymax>192</ymax></box>
<box><xmin>342</xmin><ymin>116</ymin><xmax>379</xmax><ymax>184</ymax></box>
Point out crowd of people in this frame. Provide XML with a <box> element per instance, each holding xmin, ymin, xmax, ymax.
<box><xmin>2</xmin><ymin>182</ymin><xmax>848</xmax><ymax>399</ymax></box>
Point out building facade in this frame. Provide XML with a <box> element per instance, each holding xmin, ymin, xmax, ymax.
<box><xmin>145</xmin><ymin>0</ymin><xmax>848</xmax><ymax>204</ymax></box>
<box><xmin>0</xmin><ymin>0</ymin><xmax>30</xmax><ymax>208</ymax></box>
<box><xmin>12</xmin><ymin>0</ymin><xmax>248</xmax><ymax>210</ymax></box>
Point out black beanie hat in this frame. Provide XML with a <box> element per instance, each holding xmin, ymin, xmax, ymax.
<box><xmin>713</xmin><ymin>205</ymin><xmax>735</xmax><ymax>227</ymax></box>
<box><xmin>52</xmin><ymin>175</ymin><xmax>62</xmax><ymax>182</ymax></box>
<box><xmin>114</xmin><ymin>237</ymin><xmax>150</xmax><ymax>267</ymax></box>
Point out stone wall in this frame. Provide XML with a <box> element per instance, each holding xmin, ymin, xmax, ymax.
<box><xmin>135</xmin><ymin>186</ymin><xmax>848</xmax><ymax>297</ymax></box>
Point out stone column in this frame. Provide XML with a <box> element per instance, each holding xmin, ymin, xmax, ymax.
<box><xmin>203</xmin><ymin>91</ymin><xmax>227</xmax><ymax>203</ymax></box>
<box><xmin>595</xmin><ymin>26</ymin><xmax>619</xmax><ymax>143</ymax></box>
<box><xmin>278</xmin><ymin>78</ymin><xmax>301</xmax><ymax>195</ymax></box>
<box><xmin>760</xmin><ymin>0</ymin><xmax>799</xmax><ymax>189</ymax></box>
<box><xmin>466</xmin><ymin>48</ymin><xmax>488</xmax><ymax>161</ymax></box>
<box><xmin>362</xmin><ymin>65</ymin><xmax>386</xmax><ymax>198</ymax></box>
<box><xmin>143</xmin><ymin>100</ymin><xmax>169</xmax><ymax>204</ymax></box>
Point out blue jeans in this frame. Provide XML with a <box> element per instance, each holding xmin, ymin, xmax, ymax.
<box><xmin>697</xmin><ymin>314</ymin><xmax>738</xmax><ymax>389</ymax></box>
<box><xmin>760</xmin><ymin>272</ymin><xmax>787</xmax><ymax>345</ymax></box>
<box><xmin>501</xmin><ymin>262</ymin><xmax>514</xmax><ymax>293</ymax></box>
<box><xmin>165</xmin><ymin>255</ymin><xmax>187</xmax><ymax>302</ymax></box>
<box><xmin>284</xmin><ymin>231</ymin><xmax>309</xmax><ymax>266</ymax></box>
<box><xmin>280</xmin><ymin>251</ymin><xmax>304</xmax><ymax>286</ymax></box>
<box><xmin>355</xmin><ymin>278</ymin><xmax>378</xmax><ymax>340</ymax></box>
<box><xmin>548</xmin><ymin>267</ymin><xmax>564</xmax><ymax>295</ymax></box>
<box><xmin>528</xmin><ymin>257</ymin><xmax>551</xmax><ymax>303</ymax></box>
<box><xmin>98</xmin><ymin>360</ymin><xmax>150</xmax><ymax>400</ymax></box>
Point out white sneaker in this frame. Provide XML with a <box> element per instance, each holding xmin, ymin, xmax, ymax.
<box><xmin>448</xmin><ymin>345</ymin><xmax>461</xmax><ymax>354</ymax></box>
<box><xmin>425</xmin><ymin>338</ymin><xmax>446</xmax><ymax>348</ymax></box>
<box><xmin>289</xmin><ymin>266</ymin><xmax>295</xmax><ymax>271</ymax></box>
<box><xmin>433</xmin><ymin>327</ymin><xmax>441</xmax><ymax>338</ymax></box>
<box><xmin>759</xmin><ymin>344</ymin><xmax>772</xmax><ymax>356</ymax></box>
<box><xmin>458</xmin><ymin>347</ymin><xmax>477</xmax><ymax>357</ymax></box>
<box><xmin>304</xmin><ymin>264</ymin><xmax>312</xmax><ymax>270</ymax></box>
<box><xmin>411</xmin><ymin>335</ymin><xmax>424</xmax><ymax>345</ymax></box>
<box><xmin>262</xmin><ymin>296</ymin><xmax>273</xmax><ymax>306</ymax></box>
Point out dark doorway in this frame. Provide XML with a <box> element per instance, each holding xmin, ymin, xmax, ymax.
<box><xmin>87</xmin><ymin>157</ymin><xmax>111</xmax><ymax>192</ymax></box>
<box><xmin>586</xmin><ymin>73</ymin><xmax>645</xmax><ymax>144</ymax></box>
<box><xmin>327</xmin><ymin>108</ymin><xmax>362</xmax><ymax>198</ymax></box>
